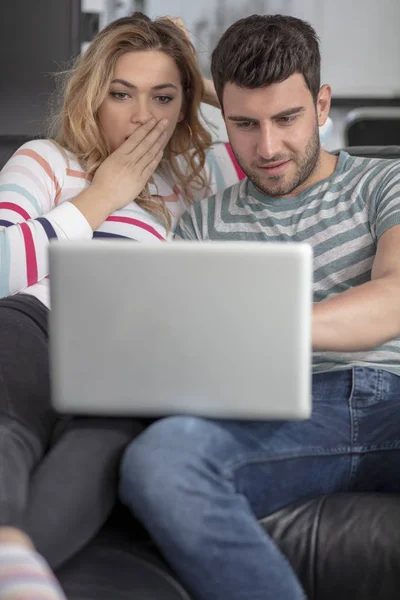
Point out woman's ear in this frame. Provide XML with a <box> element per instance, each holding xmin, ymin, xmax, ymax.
<box><xmin>178</xmin><ymin>102</ymin><xmax>187</xmax><ymax>123</ymax></box>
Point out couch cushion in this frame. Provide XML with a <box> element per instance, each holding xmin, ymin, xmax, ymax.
<box><xmin>56</xmin><ymin>503</ymin><xmax>191</xmax><ymax>600</ymax></box>
<box><xmin>334</xmin><ymin>145</ymin><xmax>400</xmax><ymax>159</ymax></box>
<box><xmin>261</xmin><ymin>493</ymin><xmax>400</xmax><ymax>600</ymax></box>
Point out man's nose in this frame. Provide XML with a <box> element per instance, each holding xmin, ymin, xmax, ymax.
<box><xmin>257</xmin><ymin>125</ymin><xmax>283</xmax><ymax>160</ymax></box>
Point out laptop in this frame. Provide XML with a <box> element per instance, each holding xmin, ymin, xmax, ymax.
<box><xmin>48</xmin><ymin>240</ymin><xmax>313</xmax><ymax>420</ymax></box>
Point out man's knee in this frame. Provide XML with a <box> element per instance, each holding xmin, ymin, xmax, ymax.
<box><xmin>119</xmin><ymin>415</ymin><xmax>215</xmax><ymax>509</ymax></box>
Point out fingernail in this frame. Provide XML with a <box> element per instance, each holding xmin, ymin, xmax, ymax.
<box><xmin>161</xmin><ymin>119</ymin><xmax>168</xmax><ymax>128</ymax></box>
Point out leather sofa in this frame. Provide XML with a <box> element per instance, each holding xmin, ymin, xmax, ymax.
<box><xmin>54</xmin><ymin>145</ymin><xmax>400</xmax><ymax>600</ymax></box>
<box><xmin>1</xmin><ymin>140</ymin><xmax>400</xmax><ymax>599</ymax></box>
<box><xmin>344</xmin><ymin>108</ymin><xmax>400</xmax><ymax>146</ymax></box>
<box><xmin>56</xmin><ymin>493</ymin><xmax>400</xmax><ymax>600</ymax></box>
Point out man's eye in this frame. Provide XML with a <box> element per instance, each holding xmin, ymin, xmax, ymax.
<box><xmin>279</xmin><ymin>115</ymin><xmax>297</xmax><ymax>124</ymax></box>
<box><xmin>236</xmin><ymin>121</ymin><xmax>255</xmax><ymax>129</ymax></box>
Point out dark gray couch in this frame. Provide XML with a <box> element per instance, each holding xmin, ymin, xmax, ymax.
<box><xmin>56</xmin><ymin>493</ymin><xmax>400</xmax><ymax>600</ymax></box>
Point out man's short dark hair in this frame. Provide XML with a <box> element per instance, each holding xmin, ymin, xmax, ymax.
<box><xmin>211</xmin><ymin>14</ymin><xmax>321</xmax><ymax>107</ymax></box>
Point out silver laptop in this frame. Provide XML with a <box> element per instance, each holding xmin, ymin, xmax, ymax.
<box><xmin>48</xmin><ymin>240</ymin><xmax>312</xmax><ymax>420</ymax></box>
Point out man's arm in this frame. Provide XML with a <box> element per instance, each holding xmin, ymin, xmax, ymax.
<box><xmin>202</xmin><ymin>78</ymin><xmax>220</xmax><ymax>108</ymax></box>
<box><xmin>313</xmin><ymin>223</ymin><xmax>400</xmax><ymax>352</ymax></box>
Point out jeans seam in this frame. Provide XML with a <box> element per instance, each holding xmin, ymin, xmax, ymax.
<box><xmin>222</xmin><ymin>447</ymin><xmax>354</xmax><ymax>479</ymax></box>
<box><xmin>224</xmin><ymin>443</ymin><xmax>400</xmax><ymax>481</ymax></box>
<box><xmin>349</xmin><ymin>366</ymin><xmax>357</xmax><ymax>445</ymax></box>
<box><xmin>352</xmin><ymin>443</ymin><xmax>400</xmax><ymax>452</ymax></box>
<box><xmin>348</xmin><ymin>367</ymin><xmax>359</xmax><ymax>489</ymax></box>
<box><xmin>377</xmin><ymin>368</ymin><xmax>383</xmax><ymax>403</ymax></box>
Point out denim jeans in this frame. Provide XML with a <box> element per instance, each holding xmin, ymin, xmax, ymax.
<box><xmin>119</xmin><ymin>367</ymin><xmax>400</xmax><ymax>600</ymax></box>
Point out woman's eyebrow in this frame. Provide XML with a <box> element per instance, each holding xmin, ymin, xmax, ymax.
<box><xmin>111</xmin><ymin>78</ymin><xmax>178</xmax><ymax>91</ymax></box>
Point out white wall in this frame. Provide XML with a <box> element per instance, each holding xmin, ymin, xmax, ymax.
<box><xmin>85</xmin><ymin>0</ymin><xmax>396</xmax><ymax>148</ymax></box>
<box><xmin>93</xmin><ymin>0</ymin><xmax>400</xmax><ymax>99</ymax></box>
<box><xmin>279</xmin><ymin>0</ymin><xmax>400</xmax><ymax>99</ymax></box>
<box><xmin>82</xmin><ymin>0</ymin><xmax>136</xmax><ymax>29</ymax></box>
<box><xmin>319</xmin><ymin>0</ymin><xmax>400</xmax><ymax>98</ymax></box>
<box><xmin>82</xmin><ymin>0</ymin><xmax>105</xmax><ymax>11</ymax></box>
<box><xmin>148</xmin><ymin>0</ymin><xmax>400</xmax><ymax>99</ymax></box>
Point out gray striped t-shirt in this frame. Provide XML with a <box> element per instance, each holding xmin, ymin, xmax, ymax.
<box><xmin>174</xmin><ymin>151</ymin><xmax>400</xmax><ymax>376</ymax></box>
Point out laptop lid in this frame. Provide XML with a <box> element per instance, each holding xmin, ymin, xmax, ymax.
<box><xmin>48</xmin><ymin>240</ymin><xmax>312</xmax><ymax>419</ymax></box>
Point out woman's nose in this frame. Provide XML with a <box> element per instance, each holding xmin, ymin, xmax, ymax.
<box><xmin>131</xmin><ymin>100</ymin><xmax>153</xmax><ymax>125</ymax></box>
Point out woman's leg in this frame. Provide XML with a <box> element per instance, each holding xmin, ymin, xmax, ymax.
<box><xmin>0</xmin><ymin>293</ymin><xmax>144</xmax><ymax>570</ymax></box>
<box><xmin>26</xmin><ymin>415</ymin><xmax>144</xmax><ymax>570</ymax></box>
<box><xmin>0</xmin><ymin>294</ymin><xmax>67</xmax><ymax>598</ymax></box>
<box><xmin>0</xmin><ymin>294</ymin><xmax>56</xmax><ymax>531</ymax></box>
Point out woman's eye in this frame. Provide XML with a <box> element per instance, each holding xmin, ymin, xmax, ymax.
<box><xmin>110</xmin><ymin>92</ymin><xmax>130</xmax><ymax>101</ymax></box>
<box><xmin>155</xmin><ymin>95</ymin><xmax>173</xmax><ymax>104</ymax></box>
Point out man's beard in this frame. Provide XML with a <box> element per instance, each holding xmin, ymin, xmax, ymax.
<box><xmin>231</xmin><ymin>125</ymin><xmax>321</xmax><ymax>198</ymax></box>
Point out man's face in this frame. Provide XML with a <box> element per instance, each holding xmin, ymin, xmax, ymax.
<box><xmin>222</xmin><ymin>74</ymin><xmax>330</xmax><ymax>197</ymax></box>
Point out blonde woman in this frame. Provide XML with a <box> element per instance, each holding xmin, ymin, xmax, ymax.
<box><xmin>0</xmin><ymin>12</ymin><xmax>238</xmax><ymax>599</ymax></box>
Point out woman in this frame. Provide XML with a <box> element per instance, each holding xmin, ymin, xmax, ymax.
<box><xmin>0</xmin><ymin>12</ymin><xmax>238</xmax><ymax>599</ymax></box>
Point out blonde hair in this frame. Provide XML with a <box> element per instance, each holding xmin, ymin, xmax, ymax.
<box><xmin>50</xmin><ymin>12</ymin><xmax>212</xmax><ymax>228</ymax></box>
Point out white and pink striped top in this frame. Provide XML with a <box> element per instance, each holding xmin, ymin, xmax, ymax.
<box><xmin>0</xmin><ymin>139</ymin><xmax>240</xmax><ymax>308</ymax></box>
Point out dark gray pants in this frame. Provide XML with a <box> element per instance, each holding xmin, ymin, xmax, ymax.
<box><xmin>0</xmin><ymin>293</ymin><xmax>143</xmax><ymax>569</ymax></box>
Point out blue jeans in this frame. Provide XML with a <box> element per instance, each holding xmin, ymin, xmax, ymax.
<box><xmin>119</xmin><ymin>367</ymin><xmax>400</xmax><ymax>600</ymax></box>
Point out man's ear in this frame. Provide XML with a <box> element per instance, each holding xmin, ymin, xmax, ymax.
<box><xmin>316</xmin><ymin>84</ymin><xmax>332</xmax><ymax>127</ymax></box>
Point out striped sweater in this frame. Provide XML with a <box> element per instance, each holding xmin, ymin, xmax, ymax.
<box><xmin>175</xmin><ymin>151</ymin><xmax>400</xmax><ymax>376</ymax></box>
<box><xmin>0</xmin><ymin>139</ymin><xmax>239</xmax><ymax>308</ymax></box>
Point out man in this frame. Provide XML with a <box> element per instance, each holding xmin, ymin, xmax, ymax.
<box><xmin>119</xmin><ymin>14</ymin><xmax>400</xmax><ymax>600</ymax></box>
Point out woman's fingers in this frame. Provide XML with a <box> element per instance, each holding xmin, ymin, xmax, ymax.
<box><xmin>116</xmin><ymin>118</ymin><xmax>155</xmax><ymax>155</ymax></box>
<box><xmin>129</xmin><ymin>120</ymin><xmax>169</xmax><ymax>165</ymax></box>
<box><xmin>140</xmin><ymin>149</ymin><xmax>165</xmax><ymax>183</ymax></box>
<box><xmin>167</xmin><ymin>16</ymin><xmax>192</xmax><ymax>43</ymax></box>
<box><xmin>135</xmin><ymin>129</ymin><xmax>168</xmax><ymax>176</ymax></box>
<box><xmin>118</xmin><ymin>118</ymin><xmax>168</xmax><ymax>157</ymax></box>
<box><xmin>90</xmin><ymin>118</ymin><xmax>170</xmax><ymax>212</ymax></box>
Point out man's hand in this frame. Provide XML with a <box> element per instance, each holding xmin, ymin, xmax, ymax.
<box><xmin>166</xmin><ymin>16</ymin><xmax>220</xmax><ymax>108</ymax></box>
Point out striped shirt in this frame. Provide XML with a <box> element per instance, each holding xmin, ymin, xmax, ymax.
<box><xmin>175</xmin><ymin>151</ymin><xmax>400</xmax><ymax>376</ymax></box>
<box><xmin>0</xmin><ymin>139</ymin><xmax>239</xmax><ymax>308</ymax></box>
